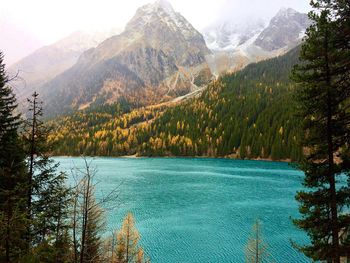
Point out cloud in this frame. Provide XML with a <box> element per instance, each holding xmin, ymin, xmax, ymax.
<box><xmin>218</xmin><ymin>0</ymin><xmax>311</xmax><ymax>23</ymax></box>
<box><xmin>0</xmin><ymin>0</ymin><xmax>311</xmax><ymax>65</ymax></box>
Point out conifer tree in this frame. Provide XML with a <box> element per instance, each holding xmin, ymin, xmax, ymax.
<box><xmin>22</xmin><ymin>91</ymin><xmax>72</xmax><ymax>260</ymax></box>
<box><xmin>245</xmin><ymin>219</ymin><xmax>269</xmax><ymax>263</ymax></box>
<box><xmin>292</xmin><ymin>1</ymin><xmax>350</xmax><ymax>261</ymax></box>
<box><xmin>0</xmin><ymin>51</ymin><xmax>28</xmax><ymax>262</ymax></box>
<box><xmin>115</xmin><ymin>212</ymin><xmax>149</xmax><ymax>263</ymax></box>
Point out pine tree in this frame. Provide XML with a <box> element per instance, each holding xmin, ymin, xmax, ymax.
<box><xmin>22</xmin><ymin>91</ymin><xmax>72</xmax><ymax>260</ymax></box>
<box><xmin>115</xmin><ymin>212</ymin><xmax>149</xmax><ymax>263</ymax></box>
<box><xmin>292</xmin><ymin>2</ymin><xmax>350</xmax><ymax>261</ymax></box>
<box><xmin>0</xmin><ymin>51</ymin><xmax>28</xmax><ymax>262</ymax></box>
<box><xmin>245</xmin><ymin>219</ymin><xmax>269</xmax><ymax>263</ymax></box>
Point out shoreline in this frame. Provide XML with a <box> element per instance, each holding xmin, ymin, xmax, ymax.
<box><xmin>52</xmin><ymin>154</ymin><xmax>294</xmax><ymax>163</ymax></box>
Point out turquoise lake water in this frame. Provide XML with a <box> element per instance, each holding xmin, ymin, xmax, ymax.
<box><xmin>55</xmin><ymin>157</ymin><xmax>309</xmax><ymax>263</ymax></box>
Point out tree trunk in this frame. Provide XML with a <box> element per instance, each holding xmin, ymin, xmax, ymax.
<box><xmin>27</xmin><ymin>92</ymin><xmax>37</xmax><ymax>247</ymax></box>
<box><xmin>55</xmin><ymin>201</ymin><xmax>62</xmax><ymax>263</ymax></box>
<box><xmin>324</xmin><ymin>28</ymin><xmax>340</xmax><ymax>263</ymax></box>
<box><xmin>80</xmin><ymin>162</ymin><xmax>91</xmax><ymax>263</ymax></box>
<box><xmin>126</xmin><ymin>220</ymin><xmax>130</xmax><ymax>263</ymax></box>
<box><xmin>5</xmin><ymin>193</ymin><xmax>11</xmax><ymax>263</ymax></box>
<box><xmin>73</xmin><ymin>190</ymin><xmax>78</xmax><ymax>263</ymax></box>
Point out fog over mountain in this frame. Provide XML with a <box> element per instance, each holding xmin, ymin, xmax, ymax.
<box><xmin>203</xmin><ymin>7</ymin><xmax>310</xmax><ymax>75</ymax></box>
<box><xmin>8</xmin><ymin>28</ymin><xmax>122</xmax><ymax>101</ymax></box>
<box><xmin>1</xmin><ymin>0</ymin><xmax>310</xmax><ymax>66</ymax></box>
<box><xmin>35</xmin><ymin>0</ymin><xmax>213</xmax><ymax>117</ymax></box>
<box><xmin>3</xmin><ymin>0</ymin><xmax>311</xmax><ymax>118</ymax></box>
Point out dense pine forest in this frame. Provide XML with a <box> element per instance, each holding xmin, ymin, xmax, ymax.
<box><xmin>49</xmin><ymin>47</ymin><xmax>303</xmax><ymax>161</ymax></box>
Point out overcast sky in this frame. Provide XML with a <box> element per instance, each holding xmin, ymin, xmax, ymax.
<box><xmin>0</xmin><ymin>0</ymin><xmax>311</xmax><ymax>66</ymax></box>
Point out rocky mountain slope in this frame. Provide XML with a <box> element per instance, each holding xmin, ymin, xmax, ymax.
<box><xmin>13</xmin><ymin>2</ymin><xmax>311</xmax><ymax>118</ymax></box>
<box><xmin>39</xmin><ymin>0</ymin><xmax>212</xmax><ymax>117</ymax></box>
<box><xmin>254</xmin><ymin>8</ymin><xmax>310</xmax><ymax>51</ymax></box>
<box><xmin>9</xmin><ymin>29</ymin><xmax>121</xmax><ymax>101</ymax></box>
<box><xmin>203</xmin><ymin>8</ymin><xmax>310</xmax><ymax>75</ymax></box>
<box><xmin>203</xmin><ymin>18</ymin><xmax>267</xmax><ymax>51</ymax></box>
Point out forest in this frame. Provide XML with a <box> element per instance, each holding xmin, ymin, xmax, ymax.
<box><xmin>49</xmin><ymin>46</ymin><xmax>303</xmax><ymax>161</ymax></box>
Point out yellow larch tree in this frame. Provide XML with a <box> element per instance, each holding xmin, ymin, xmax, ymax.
<box><xmin>245</xmin><ymin>219</ymin><xmax>270</xmax><ymax>263</ymax></box>
<box><xmin>115</xmin><ymin>212</ymin><xmax>149</xmax><ymax>263</ymax></box>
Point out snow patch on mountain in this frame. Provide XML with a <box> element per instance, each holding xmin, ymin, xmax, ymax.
<box><xmin>298</xmin><ymin>29</ymin><xmax>306</xmax><ymax>39</ymax></box>
<box><xmin>155</xmin><ymin>0</ymin><xmax>176</xmax><ymax>17</ymax></box>
<box><xmin>202</xmin><ymin>8</ymin><xmax>310</xmax><ymax>75</ymax></box>
<box><xmin>127</xmin><ymin>0</ymin><xmax>200</xmax><ymax>40</ymax></box>
<box><xmin>254</xmin><ymin>7</ymin><xmax>310</xmax><ymax>51</ymax></box>
<box><xmin>202</xmin><ymin>18</ymin><xmax>267</xmax><ymax>51</ymax></box>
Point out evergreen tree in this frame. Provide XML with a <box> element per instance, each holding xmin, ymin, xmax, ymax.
<box><xmin>22</xmin><ymin>91</ymin><xmax>72</xmax><ymax>261</ymax></box>
<box><xmin>115</xmin><ymin>212</ymin><xmax>149</xmax><ymax>263</ymax></box>
<box><xmin>245</xmin><ymin>219</ymin><xmax>270</xmax><ymax>263</ymax></box>
<box><xmin>0</xmin><ymin>51</ymin><xmax>28</xmax><ymax>262</ymax></box>
<box><xmin>292</xmin><ymin>2</ymin><xmax>350</xmax><ymax>261</ymax></box>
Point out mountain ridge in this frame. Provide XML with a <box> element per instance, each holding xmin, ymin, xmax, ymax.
<box><xmin>10</xmin><ymin>2</ymin><xmax>310</xmax><ymax>120</ymax></box>
<box><xmin>254</xmin><ymin>7</ymin><xmax>310</xmax><ymax>51</ymax></box>
<box><xmin>203</xmin><ymin>7</ymin><xmax>310</xmax><ymax>75</ymax></box>
<box><xmin>39</xmin><ymin>0</ymin><xmax>212</xmax><ymax>117</ymax></box>
<box><xmin>9</xmin><ymin>29</ymin><xmax>122</xmax><ymax>101</ymax></box>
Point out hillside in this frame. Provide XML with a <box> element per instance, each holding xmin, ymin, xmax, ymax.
<box><xmin>48</xmin><ymin>46</ymin><xmax>302</xmax><ymax>161</ymax></box>
<box><xmin>9</xmin><ymin>29</ymin><xmax>121</xmax><ymax>103</ymax></box>
<box><xmin>38</xmin><ymin>0</ymin><xmax>212</xmax><ymax>117</ymax></box>
<box><xmin>11</xmin><ymin>2</ymin><xmax>310</xmax><ymax>120</ymax></box>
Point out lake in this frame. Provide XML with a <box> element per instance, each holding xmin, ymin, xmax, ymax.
<box><xmin>55</xmin><ymin>157</ymin><xmax>309</xmax><ymax>263</ymax></box>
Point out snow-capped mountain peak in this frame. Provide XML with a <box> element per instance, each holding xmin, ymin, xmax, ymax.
<box><xmin>202</xmin><ymin>8</ymin><xmax>311</xmax><ymax>75</ymax></box>
<box><xmin>202</xmin><ymin>18</ymin><xmax>267</xmax><ymax>51</ymax></box>
<box><xmin>154</xmin><ymin>0</ymin><xmax>175</xmax><ymax>16</ymax></box>
<box><xmin>131</xmin><ymin>0</ymin><xmax>177</xmax><ymax>26</ymax></box>
<box><xmin>125</xmin><ymin>0</ymin><xmax>201</xmax><ymax>40</ymax></box>
<box><xmin>254</xmin><ymin>7</ymin><xmax>311</xmax><ymax>51</ymax></box>
<box><xmin>35</xmin><ymin>0</ymin><xmax>212</xmax><ymax>116</ymax></box>
<box><xmin>275</xmin><ymin>7</ymin><xmax>300</xmax><ymax>18</ymax></box>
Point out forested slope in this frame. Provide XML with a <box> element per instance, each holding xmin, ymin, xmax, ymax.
<box><xmin>49</xmin><ymin>46</ymin><xmax>302</xmax><ymax>161</ymax></box>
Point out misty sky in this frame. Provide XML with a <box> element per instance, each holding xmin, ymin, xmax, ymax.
<box><xmin>0</xmin><ymin>0</ymin><xmax>311</xmax><ymax>66</ymax></box>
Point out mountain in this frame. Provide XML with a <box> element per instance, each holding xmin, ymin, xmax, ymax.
<box><xmin>8</xmin><ymin>29</ymin><xmax>121</xmax><ymax>101</ymax></box>
<box><xmin>39</xmin><ymin>0</ymin><xmax>212</xmax><ymax>117</ymax></box>
<box><xmin>203</xmin><ymin>18</ymin><xmax>267</xmax><ymax>51</ymax></box>
<box><xmin>203</xmin><ymin>8</ymin><xmax>310</xmax><ymax>75</ymax></box>
<box><xmin>254</xmin><ymin>8</ymin><xmax>310</xmax><ymax>51</ymax></box>
<box><xmin>49</xmin><ymin>46</ymin><xmax>302</xmax><ymax>161</ymax></box>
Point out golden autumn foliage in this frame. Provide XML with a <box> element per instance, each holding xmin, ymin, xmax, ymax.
<box><xmin>245</xmin><ymin>220</ymin><xmax>270</xmax><ymax>263</ymax></box>
<box><xmin>48</xmin><ymin>47</ymin><xmax>303</xmax><ymax>161</ymax></box>
<box><xmin>114</xmin><ymin>212</ymin><xmax>150</xmax><ymax>263</ymax></box>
